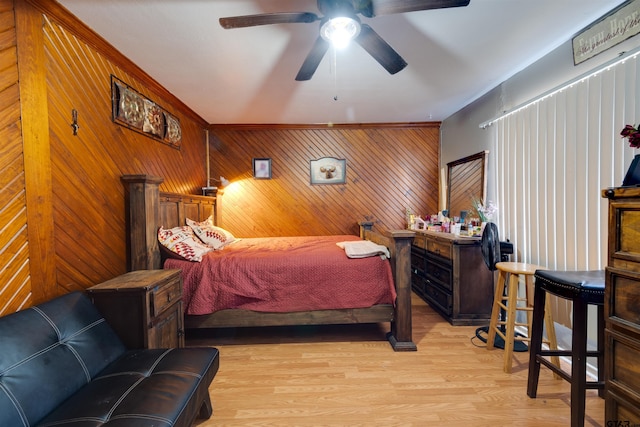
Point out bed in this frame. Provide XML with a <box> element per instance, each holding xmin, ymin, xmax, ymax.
<box><xmin>122</xmin><ymin>175</ymin><xmax>416</xmax><ymax>351</ymax></box>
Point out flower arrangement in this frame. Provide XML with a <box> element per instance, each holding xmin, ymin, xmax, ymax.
<box><xmin>621</xmin><ymin>124</ymin><xmax>640</xmax><ymax>148</ymax></box>
<box><xmin>472</xmin><ymin>198</ymin><xmax>498</xmax><ymax>223</ymax></box>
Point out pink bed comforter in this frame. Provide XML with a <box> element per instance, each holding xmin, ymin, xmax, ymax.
<box><xmin>164</xmin><ymin>235</ymin><xmax>396</xmax><ymax>315</ymax></box>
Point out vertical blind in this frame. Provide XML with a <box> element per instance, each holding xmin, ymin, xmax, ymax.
<box><xmin>489</xmin><ymin>49</ymin><xmax>640</xmax><ymax>273</ymax></box>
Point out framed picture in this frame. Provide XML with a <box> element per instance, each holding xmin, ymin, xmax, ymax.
<box><xmin>310</xmin><ymin>157</ymin><xmax>346</xmax><ymax>185</ymax></box>
<box><xmin>253</xmin><ymin>158</ymin><xmax>272</xmax><ymax>179</ymax></box>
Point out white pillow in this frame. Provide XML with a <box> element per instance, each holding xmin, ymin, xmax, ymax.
<box><xmin>186</xmin><ymin>216</ymin><xmax>236</xmax><ymax>250</ymax></box>
<box><xmin>158</xmin><ymin>226</ymin><xmax>213</xmax><ymax>262</ymax></box>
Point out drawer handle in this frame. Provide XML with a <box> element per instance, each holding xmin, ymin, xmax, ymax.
<box><xmin>167</xmin><ymin>294</ymin><xmax>172</xmax><ymax>303</ymax></box>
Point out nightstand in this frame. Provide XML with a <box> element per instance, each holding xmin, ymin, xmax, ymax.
<box><xmin>87</xmin><ymin>269</ymin><xmax>184</xmax><ymax>349</ymax></box>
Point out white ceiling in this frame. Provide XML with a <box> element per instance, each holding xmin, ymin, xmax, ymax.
<box><xmin>57</xmin><ymin>0</ymin><xmax>627</xmax><ymax>124</ymax></box>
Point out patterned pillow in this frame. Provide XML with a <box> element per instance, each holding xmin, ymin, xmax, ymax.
<box><xmin>157</xmin><ymin>226</ymin><xmax>213</xmax><ymax>262</ymax></box>
<box><xmin>186</xmin><ymin>216</ymin><xmax>236</xmax><ymax>250</ymax></box>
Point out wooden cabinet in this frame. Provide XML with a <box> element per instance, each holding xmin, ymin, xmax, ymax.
<box><xmin>87</xmin><ymin>269</ymin><xmax>184</xmax><ymax>349</ymax></box>
<box><xmin>602</xmin><ymin>187</ymin><xmax>640</xmax><ymax>424</ymax></box>
<box><xmin>411</xmin><ymin>230</ymin><xmax>493</xmax><ymax>325</ymax></box>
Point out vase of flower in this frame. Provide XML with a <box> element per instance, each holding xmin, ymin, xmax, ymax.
<box><xmin>472</xmin><ymin>198</ymin><xmax>497</xmax><ymax>224</ymax></box>
<box><xmin>621</xmin><ymin>125</ymin><xmax>640</xmax><ymax>186</ymax></box>
<box><xmin>621</xmin><ymin>124</ymin><xmax>640</xmax><ymax>148</ymax></box>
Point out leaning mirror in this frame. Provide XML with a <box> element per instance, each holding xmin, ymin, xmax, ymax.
<box><xmin>447</xmin><ymin>151</ymin><xmax>488</xmax><ymax>219</ymax></box>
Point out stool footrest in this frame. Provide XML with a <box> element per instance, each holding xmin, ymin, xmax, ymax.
<box><xmin>536</xmin><ymin>357</ymin><xmax>604</xmax><ymax>390</ymax></box>
<box><xmin>538</xmin><ymin>349</ymin><xmax>601</xmax><ymax>358</ymax></box>
<box><xmin>538</xmin><ymin>357</ymin><xmax>572</xmax><ymax>382</ymax></box>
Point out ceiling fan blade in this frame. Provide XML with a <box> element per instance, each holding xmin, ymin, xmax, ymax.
<box><xmin>354</xmin><ymin>24</ymin><xmax>407</xmax><ymax>75</ymax></box>
<box><xmin>295</xmin><ymin>36</ymin><xmax>330</xmax><ymax>81</ymax></box>
<box><xmin>369</xmin><ymin>0</ymin><xmax>470</xmax><ymax>16</ymax></box>
<box><xmin>220</xmin><ymin>12</ymin><xmax>319</xmax><ymax>29</ymax></box>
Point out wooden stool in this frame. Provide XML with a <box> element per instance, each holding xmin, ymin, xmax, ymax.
<box><xmin>486</xmin><ymin>262</ymin><xmax>559</xmax><ymax>374</ymax></box>
<box><xmin>527</xmin><ymin>270</ymin><xmax>605</xmax><ymax>427</ymax></box>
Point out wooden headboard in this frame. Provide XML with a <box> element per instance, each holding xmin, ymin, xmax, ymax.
<box><xmin>122</xmin><ymin>175</ymin><xmax>216</xmax><ymax>271</ymax></box>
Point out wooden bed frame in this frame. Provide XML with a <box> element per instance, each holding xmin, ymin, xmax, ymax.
<box><xmin>122</xmin><ymin>175</ymin><xmax>416</xmax><ymax>351</ymax></box>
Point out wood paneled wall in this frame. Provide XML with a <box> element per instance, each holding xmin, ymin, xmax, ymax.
<box><xmin>0</xmin><ymin>0</ymin><xmax>210</xmax><ymax>312</ymax></box>
<box><xmin>42</xmin><ymin>13</ymin><xmax>207</xmax><ymax>295</ymax></box>
<box><xmin>0</xmin><ymin>0</ymin><xmax>30</xmax><ymax>315</ymax></box>
<box><xmin>210</xmin><ymin>124</ymin><xmax>440</xmax><ymax>237</ymax></box>
<box><xmin>0</xmin><ymin>0</ymin><xmax>441</xmax><ymax>316</ymax></box>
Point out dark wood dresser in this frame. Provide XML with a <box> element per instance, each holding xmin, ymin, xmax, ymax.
<box><xmin>602</xmin><ymin>186</ymin><xmax>640</xmax><ymax>424</ymax></box>
<box><xmin>87</xmin><ymin>269</ymin><xmax>184</xmax><ymax>349</ymax></box>
<box><xmin>411</xmin><ymin>230</ymin><xmax>494</xmax><ymax>325</ymax></box>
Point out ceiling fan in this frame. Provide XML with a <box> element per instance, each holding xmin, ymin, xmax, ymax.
<box><xmin>219</xmin><ymin>0</ymin><xmax>470</xmax><ymax>81</ymax></box>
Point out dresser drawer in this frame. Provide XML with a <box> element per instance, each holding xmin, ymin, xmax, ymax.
<box><xmin>411</xmin><ymin>274</ymin><xmax>427</xmax><ymax>296</ymax></box>
<box><xmin>413</xmin><ymin>234</ymin><xmax>427</xmax><ymax>250</ymax></box>
<box><xmin>607</xmin><ymin>267</ymin><xmax>640</xmax><ymax>332</ymax></box>
<box><xmin>425</xmin><ymin>263</ymin><xmax>453</xmax><ymax>291</ymax></box>
<box><xmin>411</xmin><ymin>246</ymin><xmax>426</xmax><ymax>274</ymax></box>
<box><xmin>608</xmin><ymin>329</ymin><xmax>640</xmax><ymax>405</ymax></box>
<box><xmin>427</xmin><ymin>239</ymin><xmax>452</xmax><ymax>259</ymax></box>
<box><xmin>618</xmin><ymin>208</ymin><xmax>640</xmax><ymax>262</ymax></box>
<box><xmin>425</xmin><ymin>256</ymin><xmax>453</xmax><ymax>291</ymax></box>
<box><xmin>425</xmin><ymin>282</ymin><xmax>452</xmax><ymax>316</ymax></box>
<box><xmin>606</xmin><ymin>392</ymin><xmax>640</xmax><ymax>426</ymax></box>
<box><xmin>151</xmin><ymin>280</ymin><xmax>181</xmax><ymax>317</ymax></box>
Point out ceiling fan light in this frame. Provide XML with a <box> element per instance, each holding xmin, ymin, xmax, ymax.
<box><xmin>320</xmin><ymin>17</ymin><xmax>360</xmax><ymax>49</ymax></box>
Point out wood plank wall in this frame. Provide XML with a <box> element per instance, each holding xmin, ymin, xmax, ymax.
<box><xmin>0</xmin><ymin>0</ymin><xmax>31</xmax><ymax>315</ymax></box>
<box><xmin>42</xmin><ymin>14</ymin><xmax>207</xmax><ymax>295</ymax></box>
<box><xmin>40</xmin><ymin>4</ymin><xmax>209</xmax><ymax>297</ymax></box>
<box><xmin>0</xmin><ymin>0</ymin><xmax>441</xmax><ymax>315</ymax></box>
<box><xmin>210</xmin><ymin>124</ymin><xmax>440</xmax><ymax>237</ymax></box>
<box><xmin>0</xmin><ymin>0</ymin><xmax>210</xmax><ymax>313</ymax></box>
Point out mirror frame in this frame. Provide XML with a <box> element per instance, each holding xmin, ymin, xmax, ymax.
<box><xmin>446</xmin><ymin>150</ymin><xmax>488</xmax><ymax>219</ymax></box>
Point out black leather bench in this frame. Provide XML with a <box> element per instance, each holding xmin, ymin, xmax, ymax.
<box><xmin>0</xmin><ymin>291</ymin><xmax>219</xmax><ymax>427</ymax></box>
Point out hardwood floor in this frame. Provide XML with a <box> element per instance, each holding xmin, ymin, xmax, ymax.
<box><xmin>187</xmin><ymin>294</ymin><xmax>604</xmax><ymax>426</ymax></box>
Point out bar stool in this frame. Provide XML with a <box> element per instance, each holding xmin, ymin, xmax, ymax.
<box><xmin>486</xmin><ymin>262</ymin><xmax>559</xmax><ymax>374</ymax></box>
<box><xmin>526</xmin><ymin>270</ymin><xmax>605</xmax><ymax>427</ymax></box>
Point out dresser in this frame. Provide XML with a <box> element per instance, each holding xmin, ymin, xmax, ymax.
<box><xmin>87</xmin><ymin>269</ymin><xmax>185</xmax><ymax>349</ymax></box>
<box><xmin>411</xmin><ymin>230</ymin><xmax>494</xmax><ymax>325</ymax></box>
<box><xmin>602</xmin><ymin>186</ymin><xmax>640</xmax><ymax>423</ymax></box>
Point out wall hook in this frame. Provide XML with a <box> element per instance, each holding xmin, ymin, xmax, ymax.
<box><xmin>71</xmin><ymin>109</ymin><xmax>79</xmax><ymax>135</ymax></box>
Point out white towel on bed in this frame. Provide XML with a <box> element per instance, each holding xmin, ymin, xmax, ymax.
<box><xmin>336</xmin><ymin>240</ymin><xmax>390</xmax><ymax>259</ymax></box>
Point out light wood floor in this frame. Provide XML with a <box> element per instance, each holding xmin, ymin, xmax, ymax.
<box><xmin>187</xmin><ymin>294</ymin><xmax>604</xmax><ymax>426</ymax></box>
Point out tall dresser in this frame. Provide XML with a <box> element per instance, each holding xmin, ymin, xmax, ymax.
<box><xmin>411</xmin><ymin>230</ymin><xmax>494</xmax><ymax>325</ymax></box>
<box><xmin>602</xmin><ymin>186</ymin><xmax>640</xmax><ymax>424</ymax></box>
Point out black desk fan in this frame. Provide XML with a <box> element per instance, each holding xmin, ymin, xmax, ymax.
<box><xmin>475</xmin><ymin>223</ymin><xmax>525</xmax><ymax>350</ymax></box>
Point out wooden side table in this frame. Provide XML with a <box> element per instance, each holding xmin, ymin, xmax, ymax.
<box><xmin>87</xmin><ymin>269</ymin><xmax>184</xmax><ymax>349</ymax></box>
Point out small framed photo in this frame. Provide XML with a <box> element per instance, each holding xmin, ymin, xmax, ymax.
<box><xmin>253</xmin><ymin>158</ymin><xmax>272</xmax><ymax>179</ymax></box>
<box><xmin>310</xmin><ymin>157</ymin><xmax>346</xmax><ymax>185</ymax></box>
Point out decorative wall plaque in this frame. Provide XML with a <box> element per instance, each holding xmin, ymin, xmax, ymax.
<box><xmin>572</xmin><ymin>0</ymin><xmax>640</xmax><ymax>65</ymax></box>
<box><xmin>111</xmin><ymin>75</ymin><xmax>182</xmax><ymax>149</ymax></box>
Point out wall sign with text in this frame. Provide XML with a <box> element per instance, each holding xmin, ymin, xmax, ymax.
<box><xmin>572</xmin><ymin>0</ymin><xmax>640</xmax><ymax>65</ymax></box>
